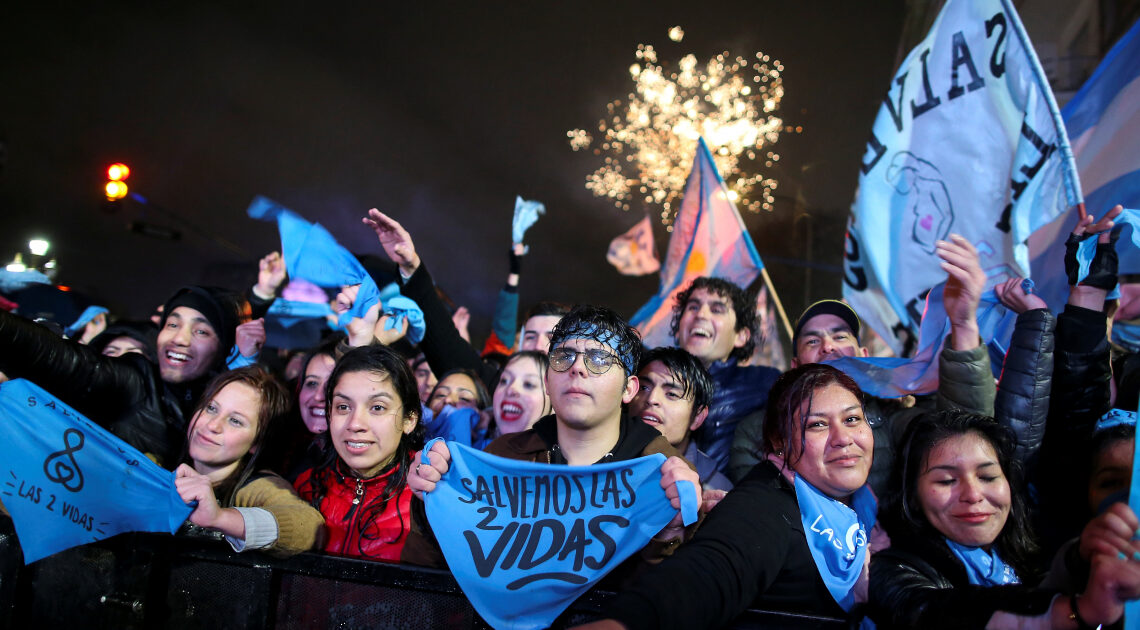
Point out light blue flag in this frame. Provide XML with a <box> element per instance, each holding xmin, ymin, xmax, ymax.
<box><xmin>511</xmin><ymin>196</ymin><xmax>546</xmax><ymax>247</ymax></box>
<box><xmin>420</xmin><ymin>405</ymin><xmax>479</xmax><ymax>446</ymax></box>
<box><xmin>424</xmin><ymin>440</ymin><xmax>697</xmax><ymax>630</ymax></box>
<box><xmin>0</xmin><ymin>379</ymin><xmax>193</xmax><ymax>563</ymax></box>
<box><xmin>630</xmin><ymin>138</ymin><xmax>764</xmax><ymax>349</ymax></box>
<box><xmin>247</xmin><ymin>196</ymin><xmax>380</xmax><ymax>330</ymax></box>
<box><xmin>382</xmin><ymin>295</ymin><xmax>425</xmax><ymax>345</ymax></box>
<box><xmin>1029</xmin><ymin>18</ymin><xmax>1140</xmax><ymax>313</ymax></box>
<box><xmin>64</xmin><ymin>305</ymin><xmax>108</xmax><ymax>338</ymax></box>
<box><xmin>266</xmin><ymin>298</ymin><xmax>335</xmax><ymax>328</ymax></box>
<box><xmin>845</xmin><ymin>0</ymin><xmax>1081</xmax><ymax>354</ymax></box>
<box><xmin>828</xmin><ymin>283</ymin><xmax>1017</xmax><ymax>397</ymax></box>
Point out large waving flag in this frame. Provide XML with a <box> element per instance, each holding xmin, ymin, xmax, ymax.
<box><xmin>1028</xmin><ymin>17</ymin><xmax>1140</xmax><ymax>312</ymax></box>
<box><xmin>629</xmin><ymin>138</ymin><xmax>765</xmax><ymax>349</ymax></box>
<box><xmin>844</xmin><ymin>0</ymin><xmax>1082</xmax><ymax>355</ymax></box>
<box><xmin>607</xmin><ymin>214</ymin><xmax>660</xmax><ymax>276</ymax></box>
<box><xmin>0</xmin><ymin>379</ymin><xmax>192</xmax><ymax>563</ymax></box>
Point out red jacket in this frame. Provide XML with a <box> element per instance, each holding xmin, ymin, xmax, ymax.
<box><xmin>294</xmin><ymin>461</ymin><xmax>413</xmax><ymax>562</ymax></box>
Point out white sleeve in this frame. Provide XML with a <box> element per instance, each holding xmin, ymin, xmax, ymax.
<box><xmin>224</xmin><ymin>507</ymin><xmax>279</xmax><ymax>552</ymax></box>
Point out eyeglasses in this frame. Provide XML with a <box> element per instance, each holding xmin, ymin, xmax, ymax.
<box><xmin>548</xmin><ymin>347</ymin><xmax>622</xmax><ymax>375</ymax></box>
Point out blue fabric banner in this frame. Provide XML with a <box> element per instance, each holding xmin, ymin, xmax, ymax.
<box><xmin>247</xmin><ymin>195</ymin><xmax>381</xmax><ymax>330</ymax></box>
<box><xmin>64</xmin><ymin>305</ymin><xmax>108</xmax><ymax>338</ymax></box>
<box><xmin>425</xmin><ymin>440</ymin><xmax>692</xmax><ymax>630</ymax></box>
<box><xmin>0</xmin><ymin>379</ymin><xmax>192</xmax><ymax>563</ymax></box>
<box><xmin>511</xmin><ymin>196</ymin><xmax>546</xmax><ymax>247</ymax></box>
<box><xmin>827</xmin><ymin>283</ymin><xmax>1016</xmax><ymax>397</ymax></box>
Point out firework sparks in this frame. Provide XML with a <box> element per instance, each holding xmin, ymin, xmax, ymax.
<box><xmin>570</xmin><ymin>29</ymin><xmax>794</xmax><ymax>228</ymax></box>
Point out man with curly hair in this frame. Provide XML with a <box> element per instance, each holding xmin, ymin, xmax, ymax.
<box><xmin>669</xmin><ymin>277</ymin><xmax>781</xmax><ymax>477</ymax></box>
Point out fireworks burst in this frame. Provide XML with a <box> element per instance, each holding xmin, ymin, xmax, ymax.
<box><xmin>569</xmin><ymin>30</ymin><xmax>795</xmax><ymax>228</ymax></box>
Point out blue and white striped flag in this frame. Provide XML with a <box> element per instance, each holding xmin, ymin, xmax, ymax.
<box><xmin>1028</xmin><ymin>17</ymin><xmax>1140</xmax><ymax>312</ymax></box>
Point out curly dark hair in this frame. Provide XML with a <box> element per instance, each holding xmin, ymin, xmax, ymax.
<box><xmin>548</xmin><ymin>304</ymin><xmax>642</xmax><ymax>376</ymax></box>
<box><xmin>669</xmin><ymin>277</ymin><xmax>758</xmax><ymax>363</ymax></box>
<box><xmin>886</xmin><ymin>410</ymin><xmax>1039</xmax><ymax>581</ymax></box>
<box><xmin>299</xmin><ymin>345</ymin><xmax>424</xmax><ymax>558</ymax></box>
<box><xmin>638</xmin><ymin>346</ymin><xmax>714</xmax><ymax>416</ymax></box>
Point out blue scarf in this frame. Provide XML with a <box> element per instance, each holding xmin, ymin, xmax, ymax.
<box><xmin>945</xmin><ymin>539</ymin><xmax>1019</xmax><ymax>586</ymax></box>
<box><xmin>420</xmin><ymin>405</ymin><xmax>480</xmax><ymax>446</ymax></box>
<box><xmin>424</xmin><ymin>439</ymin><xmax>696</xmax><ymax>630</ymax></box>
<box><xmin>247</xmin><ymin>195</ymin><xmax>381</xmax><ymax>330</ymax></box>
<box><xmin>794</xmin><ymin>475</ymin><xmax>876</xmax><ymax>611</ymax></box>
<box><xmin>0</xmin><ymin>379</ymin><xmax>192</xmax><ymax>563</ymax></box>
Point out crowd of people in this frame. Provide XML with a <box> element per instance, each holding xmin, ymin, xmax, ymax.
<box><xmin>0</xmin><ymin>203</ymin><xmax>1139</xmax><ymax>629</ymax></box>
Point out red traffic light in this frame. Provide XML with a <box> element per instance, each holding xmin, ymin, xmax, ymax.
<box><xmin>107</xmin><ymin>163</ymin><xmax>130</xmax><ymax>181</ymax></box>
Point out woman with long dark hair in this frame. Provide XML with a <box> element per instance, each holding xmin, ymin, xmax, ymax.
<box><xmin>869</xmin><ymin>410</ymin><xmax>1140</xmax><ymax>628</ymax></box>
<box><xmin>294</xmin><ymin>344</ymin><xmax>423</xmax><ymax>562</ymax></box>
<box><xmin>581</xmin><ymin>363</ymin><xmax>880</xmax><ymax>629</ymax></box>
<box><xmin>174</xmin><ymin>365</ymin><xmax>324</xmax><ymax>556</ymax></box>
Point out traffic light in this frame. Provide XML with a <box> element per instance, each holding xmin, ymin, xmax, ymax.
<box><xmin>104</xmin><ymin>162</ymin><xmax>130</xmax><ymax>201</ymax></box>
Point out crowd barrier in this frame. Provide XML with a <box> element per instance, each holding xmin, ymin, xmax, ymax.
<box><xmin>0</xmin><ymin>523</ymin><xmax>849</xmax><ymax>629</ymax></box>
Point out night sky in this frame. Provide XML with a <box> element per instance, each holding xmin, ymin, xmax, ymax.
<box><xmin>0</xmin><ymin>2</ymin><xmax>904</xmax><ymax>342</ymax></box>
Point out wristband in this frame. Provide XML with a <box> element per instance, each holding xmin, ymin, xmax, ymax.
<box><xmin>508</xmin><ymin>249</ymin><xmax>522</xmax><ymax>275</ymax></box>
<box><xmin>1069</xmin><ymin>594</ymin><xmax>1102</xmax><ymax>630</ymax></box>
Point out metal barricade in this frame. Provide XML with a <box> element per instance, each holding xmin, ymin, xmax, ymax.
<box><xmin>0</xmin><ymin>527</ymin><xmax>848</xmax><ymax>629</ymax></box>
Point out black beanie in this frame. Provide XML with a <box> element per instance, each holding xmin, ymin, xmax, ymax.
<box><xmin>161</xmin><ymin>286</ymin><xmax>241</xmax><ymax>367</ymax></box>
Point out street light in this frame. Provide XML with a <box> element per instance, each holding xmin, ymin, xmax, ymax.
<box><xmin>6</xmin><ymin>253</ymin><xmax>26</xmax><ymax>273</ymax></box>
<box><xmin>28</xmin><ymin>239</ymin><xmax>49</xmax><ymax>256</ymax></box>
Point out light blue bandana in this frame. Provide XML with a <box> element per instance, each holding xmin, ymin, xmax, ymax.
<box><xmin>424</xmin><ymin>439</ymin><xmax>696</xmax><ymax>629</ymax></box>
<box><xmin>794</xmin><ymin>475</ymin><xmax>876</xmax><ymax>611</ymax></box>
<box><xmin>945</xmin><ymin>539</ymin><xmax>1019</xmax><ymax>586</ymax></box>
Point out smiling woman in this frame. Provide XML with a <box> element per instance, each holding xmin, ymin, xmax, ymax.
<box><xmin>869</xmin><ymin>410</ymin><xmax>1140</xmax><ymax>629</ymax></box>
<box><xmin>294</xmin><ymin>345</ymin><xmax>424</xmax><ymax>562</ymax></box>
<box><xmin>578</xmin><ymin>364</ymin><xmax>878</xmax><ymax>630</ymax></box>
<box><xmin>175</xmin><ymin>365</ymin><xmax>325</xmax><ymax>557</ymax></box>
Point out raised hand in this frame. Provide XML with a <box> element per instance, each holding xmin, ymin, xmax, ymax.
<box><xmin>936</xmin><ymin>234</ymin><xmax>986</xmax><ymax>351</ymax></box>
<box><xmin>993</xmin><ymin>277</ymin><xmax>1047</xmax><ymax>314</ymax></box>
<box><xmin>234</xmin><ymin>318</ymin><xmax>266</xmax><ymax>358</ymax></box>
<box><xmin>335</xmin><ymin>285</ymin><xmax>381</xmax><ymax>347</ymax></box>
<box><xmin>362</xmin><ymin>209</ymin><xmax>421</xmax><ymax>276</ymax></box>
<box><xmin>452</xmin><ymin>306</ymin><xmax>471</xmax><ymax>343</ymax></box>
<box><xmin>254</xmin><ymin>251</ymin><xmax>287</xmax><ymax>299</ymax></box>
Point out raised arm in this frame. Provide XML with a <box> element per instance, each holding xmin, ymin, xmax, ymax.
<box><xmin>934</xmin><ymin>234</ymin><xmax>994</xmax><ymax>416</ymax></box>
<box><xmin>992</xmin><ymin>277</ymin><xmax>1054</xmax><ymax>463</ymax></box>
<box><xmin>362</xmin><ymin>209</ymin><xmax>498</xmax><ymax>387</ymax></box>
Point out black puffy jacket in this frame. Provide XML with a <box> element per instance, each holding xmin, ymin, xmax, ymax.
<box><xmin>0</xmin><ymin>309</ymin><xmax>200</xmax><ymax>467</ymax></box>
<box><xmin>993</xmin><ymin>308</ymin><xmax>1056</xmax><ymax>463</ymax></box>
<box><xmin>1034</xmin><ymin>304</ymin><xmax>1112</xmax><ymax>556</ymax></box>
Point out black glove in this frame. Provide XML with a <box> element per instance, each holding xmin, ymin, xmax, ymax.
<box><xmin>1065</xmin><ymin>225</ymin><xmax>1122</xmax><ymax>290</ymax></box>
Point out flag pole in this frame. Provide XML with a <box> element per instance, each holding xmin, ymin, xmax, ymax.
<box><xmin>759</xmin><ymin>267</ymin><xmax>794</xmax><ymax>342</ymax></box>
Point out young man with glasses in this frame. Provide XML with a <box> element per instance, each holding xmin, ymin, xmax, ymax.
<box><xmin>402</xmin><ymin>304</ymin><xmax>701</xmax><ymax>566</ymax></box>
